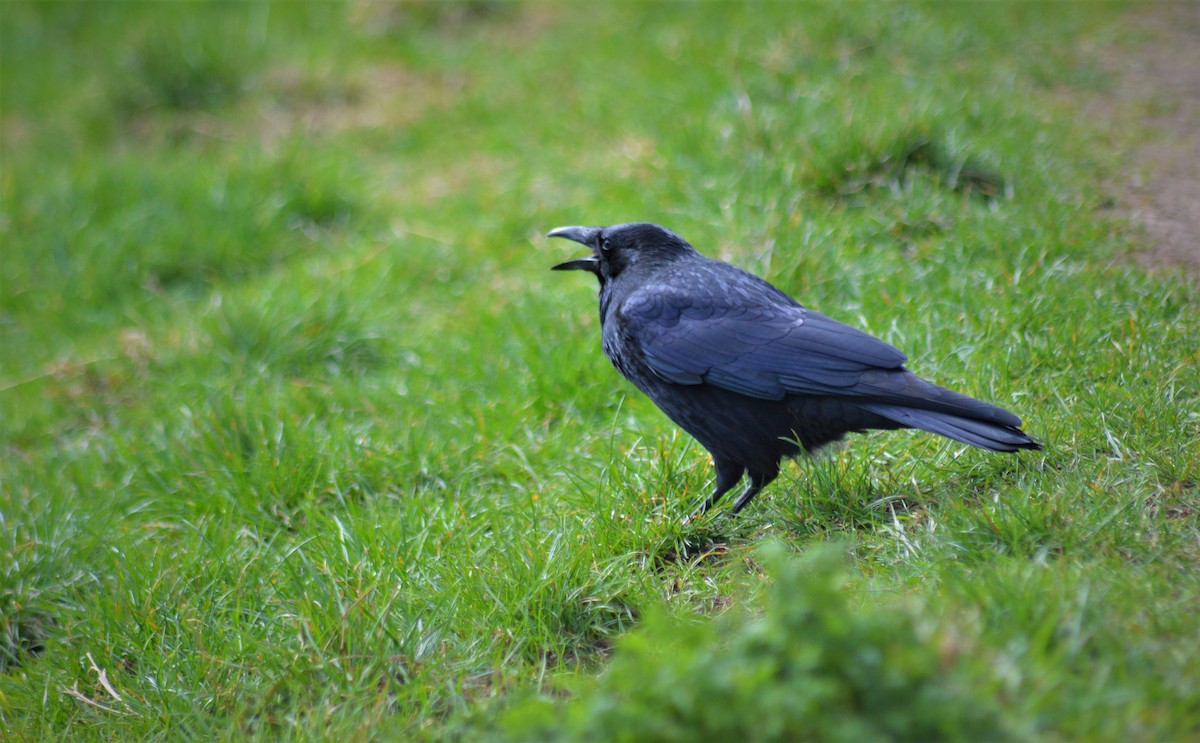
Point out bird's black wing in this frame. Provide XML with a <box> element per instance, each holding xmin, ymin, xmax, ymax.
<box><xmin>619</xmin><ymin>284</ymin><xmax>907</xmax><ymax>401</ymax></box>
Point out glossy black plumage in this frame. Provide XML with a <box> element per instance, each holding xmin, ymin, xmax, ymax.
<box><xmin>550</xmin><ymin>222</ymin><xmax>1040</xmax><ymax>518</ymax></box>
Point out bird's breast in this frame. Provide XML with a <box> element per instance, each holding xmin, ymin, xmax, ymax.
<box><xmin>601</xmin><ymin>319</ymin><xmax>648</xmax><ymax>387</ymax></box>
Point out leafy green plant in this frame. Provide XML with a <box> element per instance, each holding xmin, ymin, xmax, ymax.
<box><xmin>498</xmin><ymin>544</ymin><xmax>1014</xmax><ymax>743</ymax></box>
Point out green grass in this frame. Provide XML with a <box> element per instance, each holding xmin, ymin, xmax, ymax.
<box><xmin>3</xmin><ymin>1</ymin><xmax>1198</xmax><ymax>740</ymax></box>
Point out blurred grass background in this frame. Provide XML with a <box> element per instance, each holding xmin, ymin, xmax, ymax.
<box><xmin>2</xmin><ymin>1</ymin><xmax>1198</xmax><ymax>740</ymax></box>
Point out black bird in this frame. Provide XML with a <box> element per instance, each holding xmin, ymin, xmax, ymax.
<box><xmin>549</xmin><ymin>222</ymin><xmax>1040</xmax><ymax>519</ymax></box>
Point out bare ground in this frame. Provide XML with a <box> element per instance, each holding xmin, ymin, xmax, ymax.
<box><xmin>1103</xmin><ymin>2</ymin><xmax>1200</xmax><ymax>275</ymax></box>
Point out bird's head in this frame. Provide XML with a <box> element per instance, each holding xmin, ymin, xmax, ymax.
<box><xmin>548</xmin><ymin>222</ymin><xmax>697</xmax><ymax>284</ymax></box>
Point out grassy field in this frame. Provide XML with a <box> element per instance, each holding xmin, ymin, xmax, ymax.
<box><xmin>2</xmin><ymin>2</ymin><xmax>1198</xmax><ymax>740</ymax></box>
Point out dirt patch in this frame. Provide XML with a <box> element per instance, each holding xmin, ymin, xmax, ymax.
<box><xmin>1101</xmin><ymin>3</ymin><xmax>1200</xmax><ymax>275</ymax></box>
<box><xmin>260</xmin><ymin>64</ymin><xmax>468</xmax><ymax>139</ymax></box>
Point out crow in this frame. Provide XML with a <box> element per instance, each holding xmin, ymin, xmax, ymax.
<box><xmin>549</xmin><ymin>222</ymin><xmax>1041</xmax><ymax>520</ymax></box>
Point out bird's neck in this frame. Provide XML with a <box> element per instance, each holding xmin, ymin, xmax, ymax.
<box><xmin>599</xmin><ymin>280</ymin><xmax>617</xmax><ymax>325</ymax></box>
<box><xmin>597</xmin><ymin>264</ymin><xmax>656</xmax><ymax>325</ymax></box>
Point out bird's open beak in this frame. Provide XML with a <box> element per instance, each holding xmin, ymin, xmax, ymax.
<box><xmin>551</xmin><ymin>255</ymin><xmax>601</xmax><ymax>272</ymax></box>
<box><xmin>548</xmin><ymin>225</ymin><xmax>602</xmax><ymax>272</ymax></box>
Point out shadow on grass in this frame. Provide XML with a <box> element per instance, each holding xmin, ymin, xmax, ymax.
<box><xmin>813</xmin><ymin>130</ymin><xmax>1008</xmax><ymax>202</ymax></box>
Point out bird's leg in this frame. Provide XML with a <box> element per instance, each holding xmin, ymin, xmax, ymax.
<box><xmin>729</xmin><ymin>469</ymin><xmax>778</xmax><ymax>515</ymax></box>
<box><xmin>684</xmin><ymin>459</ymin><xmax>744</xmax><ymax>524</ymax></box>
<box><xmin>727</xmin><ymin>481</ymin><xmax>764</xmax><ymax>516</ymax></box>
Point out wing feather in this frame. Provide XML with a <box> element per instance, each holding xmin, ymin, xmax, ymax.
<box><xmin>620</xmin><ymin>288</ymin><xmax>906</xmax><ymax>401</ymax></box>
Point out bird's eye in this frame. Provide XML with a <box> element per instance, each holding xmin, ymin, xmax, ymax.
<box><xmin>600</xmin><ymin>237</ymin><xmax>612</xmax><ymax>253</ymax></box>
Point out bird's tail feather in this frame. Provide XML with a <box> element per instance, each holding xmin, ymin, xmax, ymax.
<box><xmin>861</xmin><ymin>403</ymin><xmax>1041</xmax><ymax>452</ymax></box>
